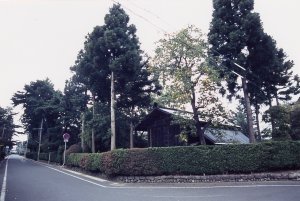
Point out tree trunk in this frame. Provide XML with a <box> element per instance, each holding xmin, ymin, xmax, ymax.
<box><xmin>275</xmin><ymin>92</ymin><xmax>280</xmax><ymax>106</ymax></box>
<box><xmin>195</xmin><ymin>121</ymin><xmax>206</xmax><ymax>145</ymax></box>
<box><xmin>111</xmin><ymin>71</ymin><xmax>116</xmax><ymax>150</ymax></box>
<box><xmin>81</xmin><ymin>113</ymin><xmax>86</xmax><ymax>152</ymax></box>
<box><xmin>190</xmin><ymin>86</ymin><xmax>206</xmax><ymax>145</ymax></box>
<box><xmin>268</xmin><ymin>96</ymin><xmax>276</xmax><ymax>134</ymax></box>
<box><xmin>129</xmin><ymin>107</ymin><xmax>135</xmax><ymax>149</ymax></box>
<box><xmin>130</xmin><ymin>121</ymin><xmax>134</xmax><ymax>149</ymax></box>
<box><xmin>91</xmin><ymin>96</ymin><xmax>95</xmax><ymax>153</ymax></box>
<box><xmin>255</xmin><ymin>104</ymin><xmax>261</xmax><ymax>141</ymax></box>
<box><xmin>242</xmin><ymin>78</ymin><xmax>256</xmax><ymax>143</ymax></box>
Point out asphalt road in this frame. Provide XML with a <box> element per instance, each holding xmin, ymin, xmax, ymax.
<box><xmin>1</xmin><ymin>154</ymin><xmax>300</xmax><ymax>201</ymax></box>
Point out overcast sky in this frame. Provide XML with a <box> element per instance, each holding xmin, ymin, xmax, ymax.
<box><xmin>1</xmin><ymin>0</ymin><xmax>300</xmax><ymax>136</ymax></box>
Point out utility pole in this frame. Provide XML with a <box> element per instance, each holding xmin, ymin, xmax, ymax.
<box><xmin>111</xmin><ymin>71</ymin><xmax>116</xmax><ymax>150</ymax></box>
<box><xmin>37</xmin><ymin>119</ymin><xmax>43</xmax><ymax>161</ymax></box>
<box><xmin>24</xmin><ymin>133</ymin><xmax>29</xmax><ymax>158</ymax></box>
<box><xmin>81</xmin><ymin>113</ymin><xmax>85</xmax><ymax>152</ymax></box>
<box><xmin>91</xmin><ymin>96</ymin><xmax>95</xmax><ymax>153</ymax></box>
<box><xmin>1</xmin><ymin>124</ymin><xmax>5</xmax><ymax>139</ymax></box>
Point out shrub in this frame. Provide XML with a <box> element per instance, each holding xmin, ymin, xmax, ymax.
<box><xmin>65</xmin><ymin>144</ymin><xmax>82</xmax><ymax>156</ymax></box>
<box><xmin>67</xmin><ymin>153</ymin><xmax>101</xmax><ymax>172</ymax></box>
<box><xmin>0</xmin><ymin>150</ymin><xmax>5</xmax><ymax>160</ymax></box>
<box><xmin>39</xmin><ymin>153</ymin><xmax>49</xmax><ymax>161</ymax></box>
<box><xmin>66</xmin><ymin>141</ymin><xmax>300</xmax><ymax>177</ymax></box>
<box><xmin>26</xmin><ymin>152</ymin><xmax>38</xmax><ymax>160</ymax></box>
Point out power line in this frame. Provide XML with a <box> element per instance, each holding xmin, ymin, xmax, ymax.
<box><xmin>111</xmin><ymin>0</ymin><xmax>168</xmax><ymax>34</ymax></box>
<box><xmin>111</xmin><ymin>0</ymin><xmax>268</xmax><ymax>100</ymax></box>
<box><xmin>122</xmin><ymin>0</ymin><xmax>175</xmax><ymax>30</ymax></box>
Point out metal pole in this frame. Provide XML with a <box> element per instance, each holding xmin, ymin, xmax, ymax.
<box><xmin>37</xmin><ymin>119</ymin><xmax>43</xmax><ymax>161</ymax></box>
<box><xmin>81</xmin><ymin>113</ymin><xmax>85</xmax><ymax>152</ymax></box>
<box><xmin>63</xmin><ymin>141</ymin><xmax>66</xmax><ymax>166</ymax></box>
<box><xmin>24</xmin><ymin>133</ymin><xmax>29</xmax><ymax>158</ymax></box>
<box><xmin>1</xmin><ymin>124</ymin><xmax>5</xmax><ymax>139</ymax></box>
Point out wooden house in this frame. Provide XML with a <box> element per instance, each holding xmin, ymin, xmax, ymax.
<box><xmin>135</xmin><ymin>107</ymin><xmax>249</xmax><ymax>147</ymax></box>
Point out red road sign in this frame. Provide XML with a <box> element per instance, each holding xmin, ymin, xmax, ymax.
<box><xmin>63</xmin><ymin>133</ymin><xmax>70</xmax><ymax>142</ymax></box>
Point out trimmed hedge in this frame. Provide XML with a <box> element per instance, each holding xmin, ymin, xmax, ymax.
<box><xmin>67</xmin><ymin>153</ymin><xmax>101</xmax><ymax>171</ymax></box>
<box><xmin>66</xmin><ymin>141</ymin><xmax>300</xmax><ymax>177</ymax></box>
<box><xmin>26</xmin><ymin>152</ymin><xmax>62</xmax><ymax>163</ymax></box>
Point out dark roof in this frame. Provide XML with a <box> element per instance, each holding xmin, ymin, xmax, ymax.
<box><xmin>204</xmin><ymin>128</ymin><xmax>249</xmax><ymax>144</ymax></box>
<box><xmin>136</xmin><ymin>107</ymin><xmax>249</xmax><ymax>144</ymax></box>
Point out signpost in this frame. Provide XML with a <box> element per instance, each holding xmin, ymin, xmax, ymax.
<box><xmin>62</xmin><ymin>133</ymin><xmax>70</xmax><ymax>166</ymax></box>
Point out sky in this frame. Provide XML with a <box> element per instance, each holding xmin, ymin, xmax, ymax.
<box><xmin>0</xmin><ymin>0</ymin><xmax>300</xmax><ymax>140</ymax></box>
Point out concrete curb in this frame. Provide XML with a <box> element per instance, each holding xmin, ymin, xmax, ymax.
<box><xmin>116</xmin><ymin>171</ymin><xmax>300</xmax><ymax>183</ymax></box>
<box><xmin>33</xmin><ymin>158</ymin><xmax>300</xmax><ymax>184</ymax></box>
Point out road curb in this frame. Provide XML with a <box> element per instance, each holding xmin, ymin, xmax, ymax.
<box><xmin>25</xmin><ymin>157</ymin><xmax>300</xmax><ymax>184</ymax></box>
<box><xmin>116</xmin><ymin>171</ymin><xmax>300</xmax><ymax>183</ymax></box>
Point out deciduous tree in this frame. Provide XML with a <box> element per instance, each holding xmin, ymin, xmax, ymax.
<box><xmin>152</xmin><ymin>25</ymin><xmax>227</xmax><ymax>145</ymax></box>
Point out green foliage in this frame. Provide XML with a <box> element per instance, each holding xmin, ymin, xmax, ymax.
<box><xmin>263</xmin><ymin>106</ymin><xmax>292</xmax><ymax>140</ymax></box>
<box><xmin>0</xmin><ymin>106</ymin><xmax>17</xmax><ymax>149</ymax></box>
<box><xmin>25</xmin><ymin>151</ymin><xmax>62</xmax><ymax>163</ymax></box>
<box><xmin>61</xmin><ymin>78</ymin><xmax>89</xmax><ymax>146</ymax></box>
<box><xmin>11</xmin><ymin>79</ymin><xmax>64</xmax><ymax>152</ymax></box>
<box><xmin>71</xmin><ymin>4</ymin><xmax>160</xmax><ymax>150</ymax></box>
<box><xmin>65</xmin><ymin>144</ymin><xmax>82</xmax><ymax>155</ymax></box>
<box><xmin>291</xmin><ymin>100</ymin><xmax>300</xmax><ymax>140</ymax></box>
<box><xmin>67</xmin><ymin>153</ymin><xmax>101</xmax><ymax>172</ymax></box>
<box><xmin>229</xmin><ymin>104</ymin><xmax>248</xmax><ymax>136</ymax></box>
<box><xmin>67</xmin><ymin>141</ymin><xmax>300</xmax><ymax>177</ymax></box>
<box><xmin>152</xmin><ymin>25</ymin><xmax>228</xmax><ymax>144</ymax></box>
<box><xmin>26</xmin><ymin>152</ymin><xmax>38</xmax><ymax>160</ymax></box>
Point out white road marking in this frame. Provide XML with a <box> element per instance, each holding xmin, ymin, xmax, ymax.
<box><xmin>0</xmin><ymin>157</ymin><xmax>9</xmax><ymax>201</ymax></box>
<box><xmin>61</xmin><ymin>168</ymin><xmax>108</xmax><ymax>182</ymax></box>
<box><xmin>153</xmin><ymin>195</ymin><xmax>224</xmax><ymax>198</ymax></box>
<box><xmin>38</xmin><ymin>163</ymin><xmax>108</xmax><ymax>188</ymax></box>
<box><xmin>23</xmin><ymin>157</ymin><xmax>300</xmax><ymax>190</ymax></box>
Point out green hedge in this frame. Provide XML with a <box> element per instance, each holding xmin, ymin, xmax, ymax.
<box><xmin>66</xmin><ymin>141</ymin><xmax>300</xmax><ymax>177</ymax></box>
<box><xmin>26</xmin><ymin>152</ymin><xmax>38</xmax><ymax>160</ymax></box>
<box><xmin>26</xmin><ymin>152</ymin><xmax>62</xmax><ymax>163</ymax></box>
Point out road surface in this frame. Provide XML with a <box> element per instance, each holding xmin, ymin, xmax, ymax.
<box><xmin>1</xmin><ymin>154</ymin><xmax>300</xmax><ymax>201</ymax></box>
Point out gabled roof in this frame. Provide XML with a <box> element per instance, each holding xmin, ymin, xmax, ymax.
<box><xmin>136</xmin><ymin>107</ymin><xmax>199</xmax><ymax>131</ymax></box>
<box><xmin>136</xmin><ymin>106</ymin><xmax>249</xmax><ymax>144</ymax></box>
<box><xmin>204</xmin><ymin>128</ymin><xmax>249</xmax><ymax>144</ymax></box>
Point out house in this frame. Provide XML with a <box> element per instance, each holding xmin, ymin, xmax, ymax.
<box><xmin>135</xmin><ymin>107</ymin><xmax>249</xmax><ymax>147</ymax></box>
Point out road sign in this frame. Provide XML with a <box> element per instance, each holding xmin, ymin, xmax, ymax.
<box><xmin>63</xmin><ymin>133</ymin><xmax>70</xmax><ymax>142</ymax></box>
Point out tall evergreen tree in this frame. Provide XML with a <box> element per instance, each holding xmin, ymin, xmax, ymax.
<box><xmin>0</xmin><ymin>107</ymin><xmax>18</xmax><ymax>152</ymax></box>
<box><xmin>208</xmin><ymin>0</ymin><xmax>267</xmax><ymax>143</ymax></box>
<box><xmin>71</xmin><ymin>4</ymin><xmax>160</xmax><ymax>150</ymax></box>
<box><xmin>61</xmin><ymin>78</ymin><xmax>89</xmax><ymax>146</ymax></box>
<box><xmin>11</xmin><ymin>79</ymin><xmax>63</xmax><ymax>152</ymax></box>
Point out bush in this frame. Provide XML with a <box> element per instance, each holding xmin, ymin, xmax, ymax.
<box><xmin>67</xmin><ymin>153</ymin><xmax>101</xmax><ymax>172</ymax></box>
<box><xmin>0</xmin><ymin>150</ymin><xmax>5</xmax><ymax>160</ymax></box>
<box><xmin>39</xmin><ymin>153</ymin><xmax>49</xmax><ymax>161</ymax></box>
<box><xmin>65</xmin><ymin>144</ymin><xmax>82</xmax><ymax>156</ymax></box>
<box><xmin>66</xmin><ymin>141</ymin><xmax>300</xmax><ymax>177</ymax></box>
<box><xmin>26</xmin><ymin>152</ymin><xmax>38</xmax><ymax>160</ymax></box>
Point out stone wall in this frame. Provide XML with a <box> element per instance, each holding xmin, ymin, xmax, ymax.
<box><xmin>116</xmin><ymin>171</ymin><xmax>300</xmax><ymax>183</ymax></box>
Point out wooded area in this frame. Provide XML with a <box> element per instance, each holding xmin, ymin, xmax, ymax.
<box><xmin>1</xmin><ymin>1</ymin><xmax>299</xmax><ymax>158</ymax></box>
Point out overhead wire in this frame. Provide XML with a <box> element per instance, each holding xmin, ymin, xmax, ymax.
<box><xmin>110</xmin><ymin>0</ymin><xmax>268</xmax><ymax>100</ymax></box>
